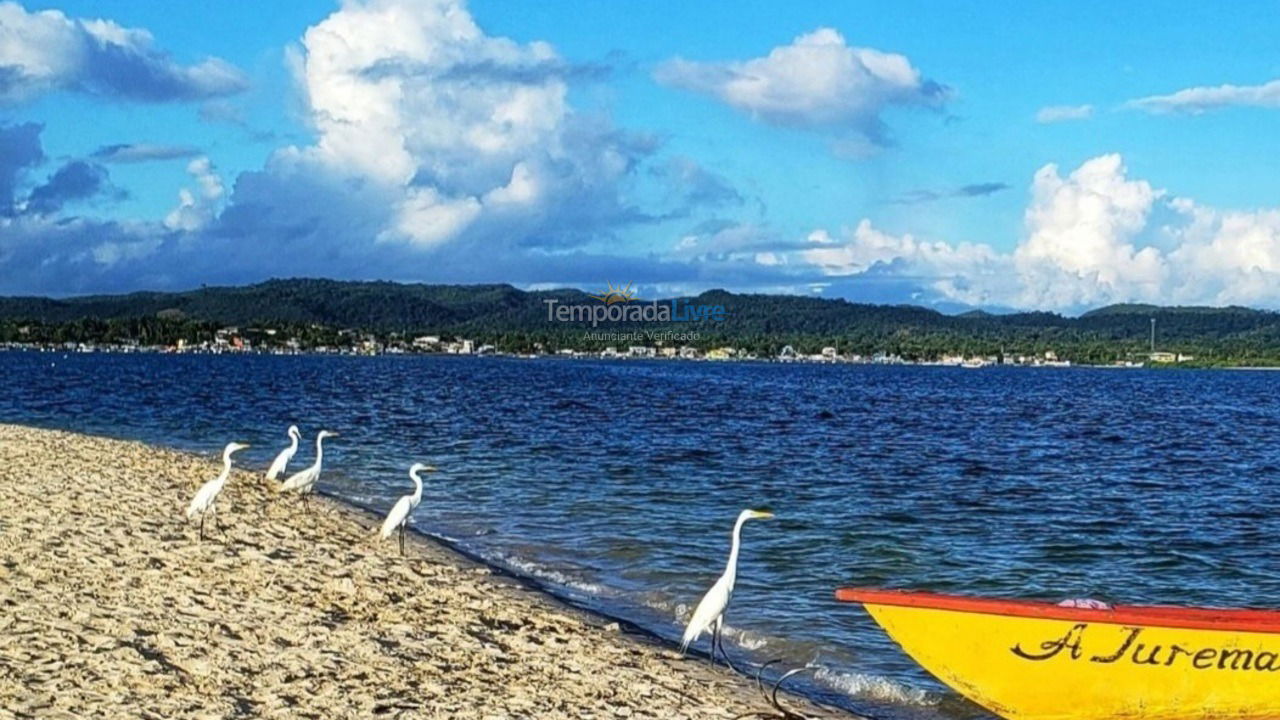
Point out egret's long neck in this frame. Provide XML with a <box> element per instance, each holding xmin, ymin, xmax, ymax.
<box><xmin>217</xmin><ymin>449</ymin><xmax>235</xmax><ymax>485</ymax></box>
<box><xmin>409</xmin><ymin>469</ymin><xmax>423</xmax><ymax>503</ymax></box>
<box><xmin>288</xmin><ymin>432</ymin><xmax>299</xmax><ymax>452</ymax></box>
<box><xmin>724</xmin><ymin>516</ymin><xmax>747</xmax><ymax>579</ymax></box>
<box><xmin>312</xmin><ymin>435</ymin><xmax>325</xmax><ymax>469</ymax></box>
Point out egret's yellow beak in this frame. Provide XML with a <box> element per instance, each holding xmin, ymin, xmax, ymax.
<box><xmin>752</xmin><ymin>509</ymin><xmax>775</xmax><ymax>519</ymax></box>
<box><xmin>423</xmin><ymin>466</ymin><xmax>438</xmax><ymax>473</ymax></box>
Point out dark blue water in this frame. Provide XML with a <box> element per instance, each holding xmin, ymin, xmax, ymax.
<box><xmin>5</xmin><ymin>351</ymin><xmax>1280</xmax><ymax>718</ymax></box>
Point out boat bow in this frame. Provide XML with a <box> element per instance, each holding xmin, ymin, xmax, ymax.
<box><xmin>836</xmin><ymin>588</ymin><xmax>1280</xmax><ymax>720</ymax></box>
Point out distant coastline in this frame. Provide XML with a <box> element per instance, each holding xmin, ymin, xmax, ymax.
<box><xmin>2</xmin><ymin>344</ymin><xmax>1264</xmax><ymax>371</ymax></box>
<box><xmin>3</xmin><ymin>277</ymin><xmax>1279</xmax><ymax>367</ymax></box>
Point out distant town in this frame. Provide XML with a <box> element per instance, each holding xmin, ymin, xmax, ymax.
<box><xmin>4</xmin><ymin>279</ymin><xmax>1272</xmax><ymax>368</ymax></box>
<box><xmin>0</xmin><ymin>323</ymin><xmax>1198</xmax><ymax>368</ymax></box>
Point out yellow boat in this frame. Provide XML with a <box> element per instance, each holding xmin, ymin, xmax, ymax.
<box><xmin>836</xmin><ymin>588</ymin><xmax>1280</xmax><ymax>720</ymax></box>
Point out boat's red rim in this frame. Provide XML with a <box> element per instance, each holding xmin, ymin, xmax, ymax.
<box><xmin>835</xmin><ymin>588</ymin><xmax>1280</xmax><ymax>633</ymax></box>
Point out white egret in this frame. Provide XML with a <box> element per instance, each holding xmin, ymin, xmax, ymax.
<box><xmin>185</xmin><ymin>442</ymin><xmax>250</xmax><ymax>540</ymax></box>
<box><xmin>265</xmin><ymin>425</ymin><xmax>301</xmax><ymax>481</ymax></box>
<box><xmin>680</xmin><ymin>508</ymin><xmax>774</xmax><ymax>670</ymax></box>
<box><xmin>378</xmin><ymin>462</ymin><xmax>436</xmax><ymax>554</ymax></box>
<box><xmin>279</xmin><ymin>430</ymin><xmax>337</xmax><ymax>505</ymax></box>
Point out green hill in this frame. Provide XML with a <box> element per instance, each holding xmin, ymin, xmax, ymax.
<box><xmin>4</xmin><ymin>278</ymin><xmax>1280</xmax><ymax>364</ymax></box>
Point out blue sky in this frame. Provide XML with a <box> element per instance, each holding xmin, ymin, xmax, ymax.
<box><xmin>3</xmin><ymin>0</ymin><xmax>1280</xmax><ymax>311</ymax></box>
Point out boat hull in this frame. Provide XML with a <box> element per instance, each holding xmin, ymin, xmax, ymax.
<box><xmin>838</xmin><ymin>589</ymin><xmax>1280</xmax><ymax>720</ymax></box>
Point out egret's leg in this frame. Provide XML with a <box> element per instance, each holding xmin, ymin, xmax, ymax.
<box><xmin>399</xmin><ymin>523</ymin><xmax>405</xmax><ymax>555</ymax></box>
<box><xmin>714</xmin><ymin>617</ymin><xmax>743</xmax><ymax>675</ymax></box>
<box><xmin>716</xmin><ymin>617</ymin><xmax>726</xmax><ymax>667</ymax></box>
<box><xmin>710</xmin><ymin>622</ymin><xmax>719</xmax><ymax>666</ymax></box>
<box><xmin>199</xmin><ymin>513</ymin><xmax>205</xmax><ymax>541</ymax></box>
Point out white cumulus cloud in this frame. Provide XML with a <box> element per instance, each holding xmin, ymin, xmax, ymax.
<box><xmin>799</xmin><ymin>220</ymin><xmax>1013</xmax><ymax>307</ymax></box>
<box><xmin>283</xmin><ymin>0</ymin><xmax>656</xmax><ymax>249</ymax></box>
<box><xmin>1035</xmin><ymin>104</ymin><xmax>1094</xmax><ymax>123</ymax></box>
<box><xmin>164</xmin><ymin>157</ymin><xmax>223</xmax><ymax>232</ymax></box>
<box><xmin>782</xmin><ymin>154</ymin><xmax>1280</xmax><ymax>312</ymax></box>
<box><xmin>1164</xmin><ymin>201</ymin><xmax>1280</xmax><ymax>305</ymax></box>
<box><xmin>654</xmin><ymin>28</ymin><xmax>948</xmax><ymax>147</ymax></box>
<box><xmin>0</xmin><ymin>1</ymin><xmax>247</xmax><ymax>104</ymax></box>
<box><xmin>1012</xmin><ymin>154</ymin><xmax>1165</xmax><ymax>309</ymax></box>
<box><xmin>1127</xmin><ymin>78</ymin><xmax>1280</xmax><ymax>115</ymax></box>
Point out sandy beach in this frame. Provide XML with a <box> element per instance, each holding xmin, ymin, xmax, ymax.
<box><xmin>0</xmin><ymin>424</ymin><xmax>846</xmax><ymax>719</ymax></box>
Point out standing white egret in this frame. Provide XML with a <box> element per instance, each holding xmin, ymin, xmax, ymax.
<box><xmin>279</xmin><ymin>430</ymin><xmax>337</xmax><ymax>505</ymax></box>
<box><xmin>680</xmin><ymin>508</ymin><xmax>774</xmax><ymax>670</ymax></box>
<box><xmin>185</xmin><ymin>442</ymin><xmax>250</xmax><ymax>540</ymax></box>
<box><xmin>379</xmin><ymin>463</ymin><xmax>436</xmax><ymax>554</ymax></box>
<box><xmin>265</xmin><ymin>425</ymin><xmax>301</xmax><ymax>481</ymax></box>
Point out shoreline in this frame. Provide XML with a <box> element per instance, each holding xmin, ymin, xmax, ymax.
<box><xmin>11</xmin><ymin>346</ymin><xmax>1277</xmax><ymax>371</ymax></box>
<box><xmin>0</xmin><ymin>423</ymin><xmax>850</xmax><ymax>718</ymax></box>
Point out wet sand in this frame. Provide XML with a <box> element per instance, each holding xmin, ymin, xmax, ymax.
<box><xmin>0</xmin><ymin>424</ymin><xmax>847</xmax><ymax>719</ymax></box>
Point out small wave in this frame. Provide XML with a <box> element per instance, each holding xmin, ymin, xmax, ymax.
<box><xmin>489</xmin><ymin>552</ymin><xmax>609</xmax><ymax>597</ymax></box>
<box><xmin>812</xmin><ymin>667</ymin><xmax>936</xmax><ymax>706</ymax></box>
<box><xmin>725</xmin><ymin>626</ymin><xmax>769</xmax><ymax>651</ymax></box>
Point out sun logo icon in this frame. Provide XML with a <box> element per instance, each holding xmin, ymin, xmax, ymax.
<box><xmin>588</xmin><ymin>281</ymin><xmax>637</xmax><ymax>305</ymax></box>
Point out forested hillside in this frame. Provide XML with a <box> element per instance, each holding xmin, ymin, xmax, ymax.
<box><xmin>3</xmin><ymin>279</ymin><xmax>1280</xmax><ymax>364</ymax></box>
